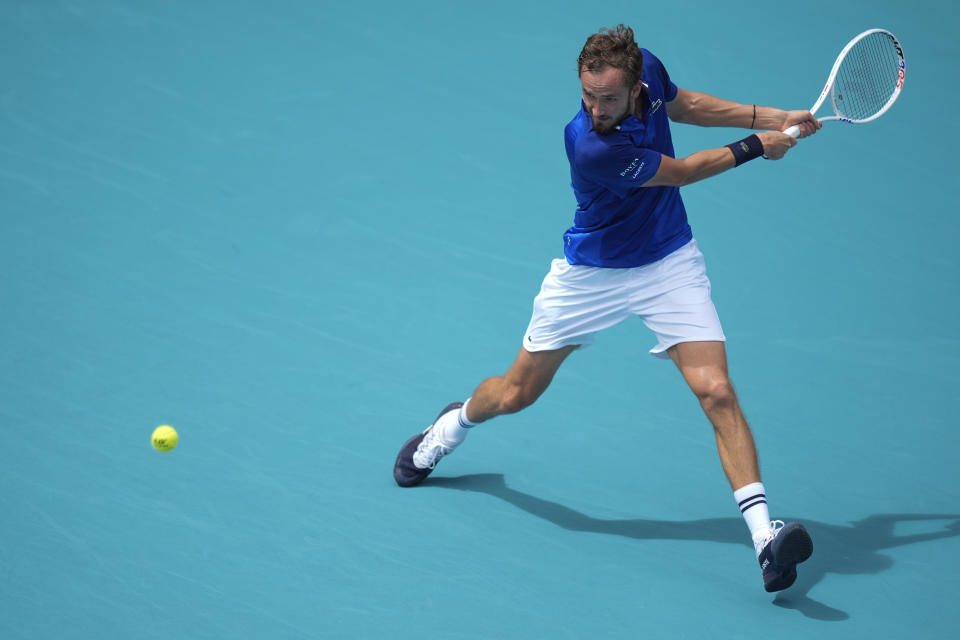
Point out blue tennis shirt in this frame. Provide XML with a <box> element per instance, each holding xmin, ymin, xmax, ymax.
<box><xmin>563</xmin><ymin>49</ymin><xmax>692</xmax><ymax>268</ymax></box>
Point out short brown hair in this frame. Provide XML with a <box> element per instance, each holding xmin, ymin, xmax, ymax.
<box><xmin>577</xmin><ymin>24</ymin><xmax>644</xmax><ymax>88</ymax></box>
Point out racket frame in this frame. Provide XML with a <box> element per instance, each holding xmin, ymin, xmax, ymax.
<box><xmin>809</xmin><ymin>27</ymin><xmax>905</xmax><ymax>125</ymax></box>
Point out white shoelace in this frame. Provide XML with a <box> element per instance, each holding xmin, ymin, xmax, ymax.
<box><xmin>753</xmin><ymin>520</ymin><xmax>785</xmax><ymax>556</ymax></box>
<box><xmin>412</xmin><ymin>426</ymin><xmax>452</xmax><ymax>470</ymax></box>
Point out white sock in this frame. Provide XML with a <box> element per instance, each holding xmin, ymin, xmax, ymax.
<box><xmin>437</xmin><ymin>398</ymin><xmax>476</xmax><ymax>447</ymax></box>
<box><xmin>733</xmin><ymin>482</ymin><xmax>772</xmax><ymax>555</ymax></box>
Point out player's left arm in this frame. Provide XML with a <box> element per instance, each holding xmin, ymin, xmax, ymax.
<box><xmin>666</xmin><ymin>88</ymin><xmax>820</xmax><ymax>137</ymax></box>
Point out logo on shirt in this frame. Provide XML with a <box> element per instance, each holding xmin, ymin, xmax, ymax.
<box><xmin>620</xmin><ymin>157</ymin><xmax>645</xmax><ymax>179</ymax></box>
<box><xmin>648</xmin><ymin>98</ymin><xmax>662</xmax><ymax>115</ymax></box>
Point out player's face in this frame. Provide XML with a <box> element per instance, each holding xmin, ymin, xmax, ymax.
<box><xmin>580</xmin><ymin>66</ymin><xmax>641</xmax><ymax>134</ymax></box>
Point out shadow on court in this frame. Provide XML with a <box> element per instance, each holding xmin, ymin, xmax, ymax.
<box><xmin>424</xmin><ymin>474</ymin><xmax>960</xmax><ymax>622</ymax></box>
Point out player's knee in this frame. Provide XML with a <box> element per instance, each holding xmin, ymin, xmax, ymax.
<box><xmin>693</xmin><ymin>377</ymin><xmax>737</xmax><ymax>411</ymax></box>
<box><xmin>499</xmin><ymin>382</ymin><xmax>539</xmax><ymax>415</ymax></box>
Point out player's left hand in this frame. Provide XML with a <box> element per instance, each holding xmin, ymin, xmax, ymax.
<box><xmin>756</xmin><ymin>130</ymin><xmax>798</xmax><ymax>160</ymax></box>
<box><xmin>781</xmin><ymin>110</ymin><xmax>821</xmax><ymax>138</ymax></box>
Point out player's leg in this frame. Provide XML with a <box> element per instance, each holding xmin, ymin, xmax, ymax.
<box><xmin>393</xmin><ymin>345</ymin><xmax>576</xmax><ymax>487</ymax></box>
<box><xmin>668</xmin><ymin>340</ymin><xmax>812</xmax><ymax>592</ymax></box>
<box><xmin>666</xmin><ymin>340</ymin><xmax>759</xmax><ymax>490</ymax></box>
<box><xmin>466</xmin><ymin>344</ymin><xmax>578</xmax><ymax>423</ymax></box>
<box><xmin>395</xmin><ymin>255</ymin><xmax>632</xmax><ymax>487</ymax></box>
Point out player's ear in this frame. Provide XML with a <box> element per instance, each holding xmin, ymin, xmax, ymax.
<box><xmin>631</xmin><ymin>80</ymin><xmax>643</xmax><ymax>101</ymax></box>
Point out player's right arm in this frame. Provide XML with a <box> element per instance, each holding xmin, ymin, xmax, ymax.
<box><xmin>642</xmin><ymin>131</ymin><xmax>796</xmax><ymax>188</ymax></box>
<box><xmin>667</xmin><ymin>88</ymin><xmax>820</xmax><ymax>136</ymax></box>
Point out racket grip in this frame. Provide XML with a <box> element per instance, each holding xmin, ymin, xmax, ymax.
<box><xmin>782</xmin><ymin>124</ymin><xmax>801</xmax><ymax>138</ymax></box>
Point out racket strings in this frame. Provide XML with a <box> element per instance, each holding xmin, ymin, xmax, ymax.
<box><xmin>832</xmin><ymin>32</ymin><xmax>901</xmax><ymax>121</ymax></box>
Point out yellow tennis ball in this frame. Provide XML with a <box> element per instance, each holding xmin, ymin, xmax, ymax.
<box><xmin>151</xmin><ymin>425</ymin><xmax>178</xmax><ymax>452</ymax></box>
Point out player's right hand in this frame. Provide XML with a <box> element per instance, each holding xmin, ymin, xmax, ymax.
<box><xmin>756</xmin><ymin>130</ymin><xmax>797</xmax><ymax>160</ymax></box>
<box><xmin>781</xmin><ymin>110</ymin><xmax>821</xmax><ymax>137</ymax></box>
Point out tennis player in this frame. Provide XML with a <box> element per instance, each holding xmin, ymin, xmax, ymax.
<box><xmin>394</xmin><ymin>24</ymin><xmax>819</xmax><ymax>592</ymax></box>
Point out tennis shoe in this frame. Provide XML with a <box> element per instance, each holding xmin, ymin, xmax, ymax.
<box><xmin>756</xmin><ymin>521</ymin><xmax>814</xmax><ymax>592</ymax></box>
<box><xmin>393</xmin><ymin>402</ymin><xmax>463</xmax><ymax>487</ymax></box>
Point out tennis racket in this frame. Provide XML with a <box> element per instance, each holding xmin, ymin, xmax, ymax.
<box><xmin>783</xmin><ymin>28</ymin><xmax>905</xmax><ymax>138</ymax></box>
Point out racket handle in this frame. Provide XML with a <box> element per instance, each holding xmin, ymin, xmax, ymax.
<box><xmin>782</xmin><ymin>124</ymin><xmax>801</xmax><ymax>138</ymax></box>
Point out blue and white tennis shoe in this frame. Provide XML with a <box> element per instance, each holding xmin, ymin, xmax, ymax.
<box><xmin>756</xmin><ymin>521</ymin><xmax>814</xmax><ymax>592</ymax></box>
<box><xmin>393</xmin><ymin>402</ymin><xmax>463</xmax><ymax>487</ymax></box>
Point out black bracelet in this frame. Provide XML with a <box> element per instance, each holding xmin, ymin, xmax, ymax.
<box><xmin>751</xmin><ymin>104</ymin><xmax>757</xmax><ymax>129</ymax></box>
<box><xmin>726</xmin><ymin>134</ymin><xmax>764</xmax><ymax>166</ymax></box>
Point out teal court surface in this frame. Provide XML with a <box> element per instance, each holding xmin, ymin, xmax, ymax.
<box><xmin>2</xmin><ymin>1</ymin><xmax>958</xmax><ymax>638</ymax></box>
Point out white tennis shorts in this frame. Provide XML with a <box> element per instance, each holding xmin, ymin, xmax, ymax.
<box><xmin>522</xmin><ymin>239</ymin><xmax>725</xmax><ymax>358</ymax></box>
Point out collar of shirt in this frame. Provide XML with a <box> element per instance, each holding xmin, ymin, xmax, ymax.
<box><xmin>614</xmin><ymin>114</ymin><xmax>645</xmax><ymax>132</ymax></box>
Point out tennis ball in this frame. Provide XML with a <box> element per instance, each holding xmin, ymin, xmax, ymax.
<box><xmin>151</xmin><ymin>425</ymin><xmax>178</xmax><ymax>452</ymax></box>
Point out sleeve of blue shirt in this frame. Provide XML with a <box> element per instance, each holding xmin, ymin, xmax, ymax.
<box><xmin>574</xmin><ymin>136</ymin><xmax>662</xmax><ymax>199</ymax></box>
<box><xmin>653</xmin><ymin>52</ymin><xmax>679</xmax><ymax>102</ymax></box>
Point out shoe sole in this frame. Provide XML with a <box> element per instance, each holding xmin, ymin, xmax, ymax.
<box><xmin>764</xmin><ymin>523</ymin><xmax>813</xmax><ymax>592</ymax></box>
<box><xmin>393</xmin><ymin>431</ymin><xmax>429</xmax><ymax>487</ymax></box>
<box><xmin>773</xmin><ymin>523</ymin><xmax>813</xmax><ymax>566</ymax></box>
